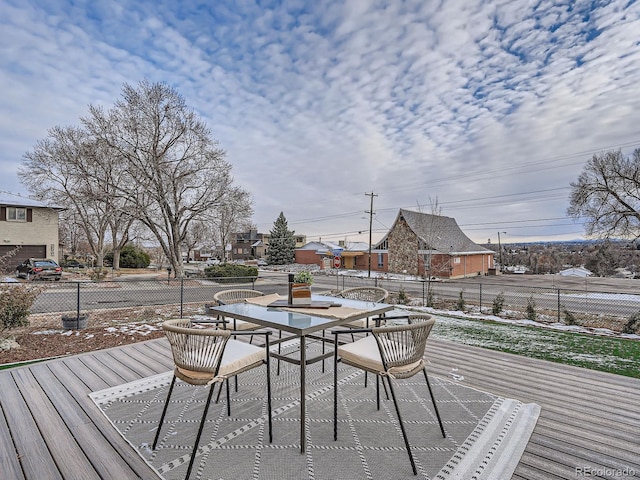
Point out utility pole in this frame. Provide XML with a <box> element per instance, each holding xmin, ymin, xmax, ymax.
<box><xmin>498</xmin><ymin>231</ymin><xmax>507</xmax><ymax>272</ymax></box>
<box><xmin>365</xmin><ymin>192</ymin><xmax>377</xmax><ymax>278</ymax></box>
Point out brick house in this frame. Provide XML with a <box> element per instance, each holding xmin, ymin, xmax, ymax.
<box><xmin>232</xmin><ymin>229</ymin><xmax>306</xmax><ymax>261</ymax></box>
<box><xmin>374</xmin><ymin>209</ymin><xmax>494</xmax><ymax>278</ymax></box>
<box><xmin>295</xmin><ymin>240</ymin><xmax>370</xmax><ymax>270</ymax></box>
<box><xmin>0</xmin><ymin>192</ymin><xmax>62</xmax><ymax>265</ymax></box>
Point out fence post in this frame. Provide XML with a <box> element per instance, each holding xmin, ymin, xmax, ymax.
<box><xmin>479</xmin><ymin>283</ymin><xmax>483</xmax><ymax>313</ymax></box>
<box><xmin>180</xmin><ymin>277</ymin><xmax>184</xmax><ymax>318</ymax></box>
<box><xmin>422</xmin><ymin>281</ymin><xmax>426</xmax><ymax>306</ymax></box>
<box><xmin>76</xmin><ymin>282</ymin><xmax>81</xmax><ymax>321</ymax></box>
<box><xmin>557</xmin><ymin>288</ymin><xmax>561</xmax><ymax>323</ymax></box>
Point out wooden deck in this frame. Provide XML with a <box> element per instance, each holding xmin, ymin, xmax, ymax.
<box><xmin>1</xmin><ymin>337</ymin><xmax>639</xmax><ymax>479</ymax></box>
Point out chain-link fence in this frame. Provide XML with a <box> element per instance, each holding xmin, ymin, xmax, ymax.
<box><xmin>328</xmin><ymin>274</ymin><xmax>639</xmax><ymax>333</ymax></box>
<box><xmin>3</xmin><ymin>272</ymin><xmax>639</xmax><ymax>333</ymax></box>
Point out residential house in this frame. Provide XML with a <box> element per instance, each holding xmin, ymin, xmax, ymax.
<box><xmin>374</xmin><ymin>209</ymin><xmax>494</xmax><ymax>278</ymax></box>
<box><xmin>232</xmin><ymin>229</ymin><xmax>306</xmax><ymax>261</ymax></box>
<box><xmin>558</xmin><ymin>266</ymin><xmax>593</xmax><ymax>277</ymax></box>
<box><xmin>0</xmin><ymin>192</ymin><xmax>63</xmax><ymax>265</ymax></box>
<box><xmin>295</xmin><ymin>240</ymin><xmax>370</xmax><ymax>270</ymax></box>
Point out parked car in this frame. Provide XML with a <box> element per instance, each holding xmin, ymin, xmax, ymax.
<box><xmin>16</xmin><ymin>258</ymin><xmax>63</xmax><ymax>281</ymax></box>
<box><xmin>257</xmin><ymin>259</ymin><xmax>268</xmax><ymax>266</ymax></box>
<box><xmin>61</xmin><ymin>259</ymin><xmax>85</xmax><ymax>268</ymax></box>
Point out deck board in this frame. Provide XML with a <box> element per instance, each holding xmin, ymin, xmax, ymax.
<box><xmin>0</xmin><ymin>401</ymin><xmax>26</xmax><ymax>480</ymax></box>
<box><xmin>0</xmin><ymin>336</ymin><xmax>638</xmax><ymax>479</ymax></box>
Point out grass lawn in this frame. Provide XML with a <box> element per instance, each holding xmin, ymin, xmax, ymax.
<box><xmin>431</xmin><ymin>314</ymin><xmax>640</xmax><ymax>378</ymax></box>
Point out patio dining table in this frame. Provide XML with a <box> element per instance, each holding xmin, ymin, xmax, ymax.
<box><xmin>204</xmin><ymin>293</ymin><xmax>394</xmax><ymax>452</ymax></box>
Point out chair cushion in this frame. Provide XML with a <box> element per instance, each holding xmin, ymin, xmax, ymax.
<box><xmin>338</xmin><ymin>335</ymin><xmax>423</xmax><ymax>376</ymax></box>
<box><xmin>219</xmin><ymin>339</ymin><xmax>266</xmax><ymax>377</ymax></box>
<box><xmin>176</xmin><ymin>340</ymin><xmax>266</xmax><ymax>384</ymax></box>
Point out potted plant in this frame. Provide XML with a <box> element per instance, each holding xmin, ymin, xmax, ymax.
<box><xmin>290</xmin><ymin>271</ymin><xmax>313</xmax><ymax>305</ymax></box>
<box><xmin>62</xmin><ymin>313</ymin><xmax>89</xmax><ymax>330</ymax></box>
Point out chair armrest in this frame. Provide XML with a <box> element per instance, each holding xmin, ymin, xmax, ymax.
<box><xmin>331</xmin><ymin>328</ymin><xmax>372</xmax><ymax>336</ymax></box>
<box><xmin>381</xmin><ymin>315</ymin><xmax>411</xmax><ymax>323</ymax></box>
<box><xmin>232</xmin><ymin>330</ymin><xmax>272</xmax><ymax>337</ymax></box>
<box><xmin>191</xmin><ymin>318</ymin><xmax>229</xmax><ymax>325</ymax></box>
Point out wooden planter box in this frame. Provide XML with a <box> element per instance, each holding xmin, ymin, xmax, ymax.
<box><xmin>291</xmin><ymin>283</ymin><xmax>312</xmax><ymax>305</ymax></box>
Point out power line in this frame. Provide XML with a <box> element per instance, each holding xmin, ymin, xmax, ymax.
<box><xmin>258</xmin><ymin>141</ymin><xmax>639</xmax><ymax>239</ymax></box>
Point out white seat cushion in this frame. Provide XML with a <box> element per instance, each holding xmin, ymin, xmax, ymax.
<box><xmin>339</xmin><ymin>335</ymin><xmax>384</xmax><ymax>372</ymax></box>
<box><xmin>177</xmin><ymin>339</ymin><xmax>265</xmax><ymax>383</ymax></box>
<box><xmin>218</xmin><ymin>339</ymin><xmax>266</xmax><ymax>377</ymax></box>
<box><xmin>338</xmin><ymin>335</ymin><xmax>422</xmax><ymax>376</ymax></box>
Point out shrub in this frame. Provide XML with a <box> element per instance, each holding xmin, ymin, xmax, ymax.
<box><xmin>456</xmin><ymin>290</ymin><xmax>465</xmax><ymax>311</ymax></box>
<box><xmin>0</xmin><ymin>284</ymin><xmax>42</xmax><ymax>338</ymax></box>
<box><xmin>105</xmin><ymin>245</ymin><xmax>151</xmax><ymax>268</ymax></box>
<box><xmin>563</xmin><ymin>308</ymin><xmax>578</xmax><ymax>326</ymax></box>
<box><xmin>204</xmin><ymin>264</ymin><xmax>258</xmax><ymax>283</ymax></box>
<box><xmin>623</xmin><ymin>311</ymin><xmax>640</xmax><ymax>334</ymax></box>
<box><xmin>526</xmin><ymin>296</ymin><xmax>537</xmax><ymax>321</ymax></box>
<box><xmin>397</xmin><ymin>286</ymin><xmax>408</xmax><ymax>305</ymax></box>
<box><xmin>426</xmin><ymin>288</ymin><xmax>434</xmax><ymax>307</ymax></box>
<box><xmin>492</xmin><ymin>292</ymin><xmax>505</xmax><ymax>315</ymax></box>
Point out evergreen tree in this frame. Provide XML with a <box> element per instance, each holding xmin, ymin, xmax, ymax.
<box><xmin>267</xmin><ymin>212</ymin><xmax>296</xmax><ymax>265</ymax></box>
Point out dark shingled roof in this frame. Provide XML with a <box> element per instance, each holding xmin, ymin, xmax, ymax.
<box><xmin>383</xmin><ymin>209</ymin><xmax>493</xmax><ymax>255</ymax></box>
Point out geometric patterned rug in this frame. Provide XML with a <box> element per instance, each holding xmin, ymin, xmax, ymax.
<box><xmin>90</xmin><ymin>341</ymin><xmax>540</xmax><ymax>480</ymax></box>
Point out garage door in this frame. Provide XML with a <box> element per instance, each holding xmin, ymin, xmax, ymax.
<box><xmin>0</xmin><ymin>245</ymin><xmax>47</xmax><ymax>267</ymax></box>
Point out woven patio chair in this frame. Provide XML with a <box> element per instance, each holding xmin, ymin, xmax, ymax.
<box><xmin>332</xmin><ymin>314</ymin><xmax>445</xmax><ymax>475</ymax></box>
<box><xmin>204</xmin><ymin>289</ymin><xmax>265</xmax><ymax>334</ymax></box>
<box><xmin>152</xmin><ymin>319</ymin><xmax>272</xmax><ymax>480</ymax></box>
<box><xmin>337</xmin><ymin>286</ymin><xmax>389</xmax><ymax>329</ymax></box>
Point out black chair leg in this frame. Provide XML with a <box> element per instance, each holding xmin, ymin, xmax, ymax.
<box><xmin>376</xmin><ymin>374</ymin><xmax>380</xmax><ymax>410</ymax></box>
<box><xmin>215</xmin><ymin>379</ymin><xmax>225</xmax><ymax>403</ymax></box>
<box><xmin>152</xmin><ymin>374</ymin><xmax>177</xmax><ymax>450</ymax></box>
<box><xmin>333</xmin><ymin>334</ymin><xmax>339</xmax><ymax>441</ymax></box>
<box><xmin>386</xmin><ymin>377</ymin><xmax>418</xmax><ymax>475</ymax></box>
<box><xmin>226</xmin><ymin>377</ymin><xmax>231</xmax><ymax>416</ymax></box>
<box><xmin>265</xmin><ymin>336</ymin><xmax>273</xmax><ymax>443</ymax></box>
<box><xmin>185</xmin><ymin>385</ymin><xmax>217</xmax><ymax>480</ymax></box>
<box><xmin>423</xmin><ymin>369</ymin><xmax>446</xmax><ymax>437</ymax></box>
<box><xmin>277</xmin><ymin>330</ymin><xmax>282</xmax><ymax>376</ymax></box>
<box><xmin>321</xmin><ymin>329</ymin><xmax>326</xmax><ymax>373</ymax></box>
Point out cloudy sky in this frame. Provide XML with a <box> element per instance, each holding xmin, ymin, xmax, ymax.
<box><xmin>1</xmin><ymin>0</ymin><xmax>639</xmax><ymax>246</ymax></box>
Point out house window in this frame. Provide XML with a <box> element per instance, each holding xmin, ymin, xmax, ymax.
<box><xmin>377</xmin><ymin>253</ymin><xmax>384</xmax><ymax>267</ymax></box>
<box><xmin>453</xmin><ymin>257</ymin><xmax>461</xmax><ymax>264</ymax></box>
<box><xmin>7</xmin><ymin>207</ymin><xmax>27</xmax><ymax>222</ymax></box>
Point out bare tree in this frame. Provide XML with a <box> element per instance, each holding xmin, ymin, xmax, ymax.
<box><xmin>211</xmin><ymin>188</ymin><xmax>254</xmax><ymax>262</ymax></box>
<box><xmin>59</xmin><ymin>210</ymin><xmax>87</xmax><ymax>260</ymax></box>
<box><xmin>183</xmin><ymin>220</ymin><xmax>209</xmax><ymax>263</ymax></box>
<box><xmin>20</xmin><ymin>126</ymin><xmax>113</xmax><ymax>268</ymax></box>
<box><xmin>568</xmin><ymin>148</ymin><xmax>640</xmax><ymax>240</ymax></box>
<box><xmin>85</xmin><ymin>81</ymin><xmax>247</xmax><ymax>277</ymax></box>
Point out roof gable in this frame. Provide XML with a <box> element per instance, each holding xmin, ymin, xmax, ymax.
<box><xmin>0</xmin><ymin>192</ymin><xmax>63</xmax><ymax>209</ymax></box>
<box><xmin>387</xmin><ymin>209</ymin><xmax>492</xmax><ymax>255</ymax></box>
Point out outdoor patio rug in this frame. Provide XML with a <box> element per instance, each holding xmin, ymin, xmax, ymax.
<box><xmin>90</xmin><ymin>341</ymin><xmax>540</xmax><ymax>480</ymax></box>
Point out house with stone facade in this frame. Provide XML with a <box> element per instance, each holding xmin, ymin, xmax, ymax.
<box><xmin>0</xmin><ymin>192</ymin><xmax>63</xmax><ymax>265</ymax></box>
<box><xmin>294</xmin><ymin>209</ymin><xmax>493</xmax><ymax>278</ymax></box>
<box><xmin>374</xmin><ymin>209</ymin><xmax>494</xmax><ymax>279</ymax></box>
